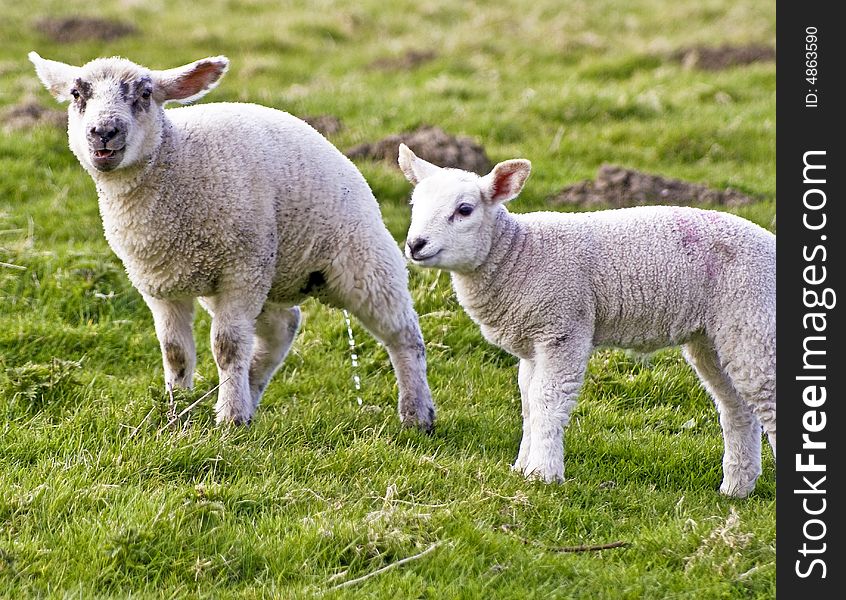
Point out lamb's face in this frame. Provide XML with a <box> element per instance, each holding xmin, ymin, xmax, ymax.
<box><xmin>65</xmin><ymin>60</ymin><xmax>159</xmax><ymax>173</ymax></box>
<box><xmin>406</xmin><ymin>172</ymin><xmax>498</xmax><ymax>272</ymax></box>
<box><xmin>399</xmin><ymin>143</ymin><xmax>532</xmax><ymax>274</ymax></box>
<box><xmin>30</xmin><ymin>52</ymin><xmax>229</xmax><ymax>175</ymax></box>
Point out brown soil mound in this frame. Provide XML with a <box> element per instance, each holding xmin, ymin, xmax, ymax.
<box><xmin>672</xmin><ymin>44</ymin><xmax>775</xmax><ymax>71</ymax></box>
<box><xmin>345</xmin><ymin>125</ymin><xmax>492</xmax><ymax>175</ymax></box>
<box><xmin>369</xmin><ymin>50</ymin><xmax>436</xmax><ymax>71</ymax></box>
<box><xmin>302</xmin><ymin>115</ymin><xmax>343</xmax><ymax>136</ymax></box>
<box><xmin>1</xmin><ymin>101</ymin><xmax>66</xmax><ymax>132</ymax></box>
<box><xmin>35</xmin><ymin>17</ymin><xmax>138</xmax><ymax>43</ymax></box>
<box><xmin>547</xmin><ymin>165</ymin><xmax>755</xmax><ymax>208</ymax></box>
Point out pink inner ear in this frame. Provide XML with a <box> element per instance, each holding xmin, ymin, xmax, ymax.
<box><xmin>491</xmin><ymin>165</ymin><xmax>520</xmax><ymax>200</ymax></box>
<box><xmin>170</xmin><ymin>62</ymin><xmax>223</xmax><ymax>99</ymax></box>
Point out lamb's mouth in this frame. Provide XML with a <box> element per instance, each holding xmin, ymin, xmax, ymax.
<box><xmin>410</xmin><ymin>249</ymin><xmax>442</xmax><ymax>264</ymax></box>
<box><xmin>91</xmin><ymin>146</ymin><xmax>126</xmax><ymax>171</ymax></box>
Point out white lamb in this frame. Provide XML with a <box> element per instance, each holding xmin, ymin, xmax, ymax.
<box><xmin>399</xmin><ymin>144</ymin><xmax>775</xmax><ymax>497</ymax></box>
<box><xmin>28</xmin><ymin>51</ymin><xmax>436</xmax><ymax>431</ymax></box>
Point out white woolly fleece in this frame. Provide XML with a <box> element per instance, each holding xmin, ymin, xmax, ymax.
<box><xmin>401</xmin><ymin>144</ymin><xmax>775</xmax><ymax>497</ymax></box>
<box><xmin>30</xmin><ymin>53</ymin><xmax>435</xmax><ymax>430</ymax></box>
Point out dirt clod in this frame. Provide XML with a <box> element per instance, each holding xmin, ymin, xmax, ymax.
<box><xmin>35</xmin><ymin>17</ymin><xmax>138</xmax><ymax>43</ymax></box>
<box><xmin>346</xmin><ymin>125</ymin><xmax>492</xmax><ymax>175</ymax></box>
<box><xmin>301</xmin><ymin>115</ymin><xmax>343</xmax><ymax>137</ymax></box>
<box><xmin>1</xmin><ymin>101</ymin><xmax>66</xmax><ymax>132</ymax></box>
<box><xmin>547</xmin><ymin>165</ymin><xmax>755</xmax><ymax>208</ymax></box>
<box><xmin>672</xmin><ymin>44</ymin><xmax>775</xmax><ymax>71</ymax></box>
<box><xmin>369</xmin><ymin>50</ymin><xmax>437</xmax><ymax>71</ymax></box>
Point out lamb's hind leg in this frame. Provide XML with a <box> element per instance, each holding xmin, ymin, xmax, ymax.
<box><xmin>719</xmin><ymin>326</ymin><xmax>776</xmax><ymax>461</ymax></box>
<box><xmin>350</xmin><ymin>298</ymin><xmax>434</xmax><ymax>431</ymax></box>
<box><xmin>683</xmin><ymin>336</ymin><xmax>762</xmax><ymax>498</ymax></box>
<box><xmin>249</xmin><ymin>304</ymin><xmax>301</xmax><ymax>409</ymax></box>
<box><xmin>329</xmin><ymin>253</ymin><xmax>435</xmax><ymax>432</ymax></box>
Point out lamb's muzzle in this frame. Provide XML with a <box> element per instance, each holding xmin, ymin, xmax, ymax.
<box><xmin>87</xmin><ymin>121</ymin><xmax>126</xmax><ymax>170</ymax></box>
<box><xmin>406</xmin><ymin>237</ymin><xmax>438</xmax><ymax>262</ymax></box>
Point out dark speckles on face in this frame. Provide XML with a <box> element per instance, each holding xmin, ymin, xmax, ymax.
<box><xmin>74</xmin><ymin>78</ymin><xmax>93</xmax><ymax>99</ymax></box>
<box><xmin>72</xmin><ymin>74</ymin><xmax>153</xmax><ymax>116</ymax></box>
<box><xmin>116</xmin><ymin>77</ymin><xmax>153</xmax><ymax>114</ymax></box>
<box><xmin>130</xmin><ymin>77</ymin><xmax>153</xmax><ymax>114</ymax></box>
<box><xmin>72</xmin><ymin>78</ymin><xmax>92</xmax><ymax>112</ymax></box>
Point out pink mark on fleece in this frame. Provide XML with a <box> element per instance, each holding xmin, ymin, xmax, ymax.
<box><xmin>675</xmin><ymin>210</ymin><xmax>700</xmax><ymax>247</ymax></box>
<box><xmin>675</xmin><ymin>210</ymin><xmax>719</xmax><ymax>281</ymax></box>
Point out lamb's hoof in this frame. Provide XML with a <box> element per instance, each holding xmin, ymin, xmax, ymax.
<box><xmin>523</xmin><ymin>463</ymin><xmax>564</xmax><ymax>484</ymax></box>
<box><xmin>214</xmin><ymin>392</ymin><xmax>256</xmax><ymax>425</ymax></box>
<box><xmin>719</xmin><ymin>478</ymin><xmax>756</xmax><ymax>498</ymax></box>
<box><xmin>399</xmin><ymin>403</ymin><xmax>436</xmax><ymax>434</ymax></box>
<box><xmin>216</xmin><ymin>415</ymin><xmax>252</xmax><ymax>427</ymax></box>
<box><xmin>511</xmin><ymin>456</ymin><xmax>530</xmax><ymax>473</ymax></box>
<box><xmin>215</xmin><ymin>405</ymin><xmax>254</xmax><ymax>426</ymax></box>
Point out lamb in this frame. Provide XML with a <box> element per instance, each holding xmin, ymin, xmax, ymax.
<box><xmin>398</xmin><ymin>143</ymin><xmax>775</xmax><ymax>497</ymax></box>
<box><xmin>28</xmin><ymin>51</ymin><xmax>435</xmax><ymax>431</ymax></box>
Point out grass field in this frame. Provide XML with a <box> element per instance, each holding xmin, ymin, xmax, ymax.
<box><xmin>0</xmin><ymin>0</ymin><xmax>775</xmax><ymax>597</ymax></box>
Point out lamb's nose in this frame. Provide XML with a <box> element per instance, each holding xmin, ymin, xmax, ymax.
<box><xmin>89</xmin><ymin>125</ymin><xmax>120</xmax><ymax>145</ymax></box>
<box><xmin>407</xmin><ymin>237</ymin><xmax>428</xmax><ymax>256</ymax></box>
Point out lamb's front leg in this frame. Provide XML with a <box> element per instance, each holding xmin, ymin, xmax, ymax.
<box><xmin>512</xmin><ymin>358</ymin><xmax>535</xmax><ymax>473</ymax></box>
<box><xmin>144</xmin><ymin>295</ymin><xmax>196</xmax><ymax>390</ymax></box>
<box><xmin>523</xmin><ymin>339</ymin><xmax>592</xmax><ymax>483</ymax></box>
<box><xmin>209</xmin><ymin>303</ymin><xmax>258</xmax><ymax>425</ymax></box>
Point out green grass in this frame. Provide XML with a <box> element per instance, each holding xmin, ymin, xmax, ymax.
<box><xmin>1</xmin><ymin>0</ymin><xmax>774</xmax><ymax>597</ymax></box>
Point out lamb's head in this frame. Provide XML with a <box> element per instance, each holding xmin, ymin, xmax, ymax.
<box><xmin>399</xmin><ymin>143</ymin><xmax>531</xmax><ymax>273</ymax></box>
<box><xmin>29</xmin><ymin>52</ymin><xmax>228</xmax><ymax>174</ymax></box>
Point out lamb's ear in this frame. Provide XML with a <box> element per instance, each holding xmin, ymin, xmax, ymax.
<box><xmin>481</xmin><ymin>159</ymin><xmax>532</xmax><ymax>204</ymax></box>
<box><xmin>29</xmin><ymin>51</ymin><xmax>82</xmax><ymax>103</ymax></box>
<box><xmin>398</xmin><ymin>143</ymin><xmax>442</xmax><ymax>185</ymax></box>
<box><xmin>151</xmin><ymin>56</ymin><xmax>229</xmax><ymax>104</ymax></box>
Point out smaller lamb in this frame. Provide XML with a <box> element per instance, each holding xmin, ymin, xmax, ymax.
<box><xmin>399</xmin><ymin>144</ymin><xmax>775</xmax><ymax>497</ymax></box>
<box><xmin>28</xmin><ymin>51</ymin><xmax>436</xmax><ymax>431</ymax></box>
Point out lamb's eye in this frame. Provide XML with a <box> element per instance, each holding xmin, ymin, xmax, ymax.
<box><xmin>456</xmin><ymin>203</ymin><xmax>474</xmax><ymax>217</ymax></box>
<box><xmin>70</xmin><ymin>89</ymin><xmax>80</xmax><ymax>100</ymax></box>
<box><xmin>141</xmin><ymin>89</ymin><xmax>151</xmax><ymax>100</ymax></box>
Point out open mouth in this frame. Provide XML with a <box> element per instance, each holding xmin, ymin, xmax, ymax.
<box><xmin>90</xmin><ymin>146</ymin><xmax>126</xmax><ymax>171</ymax></box>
